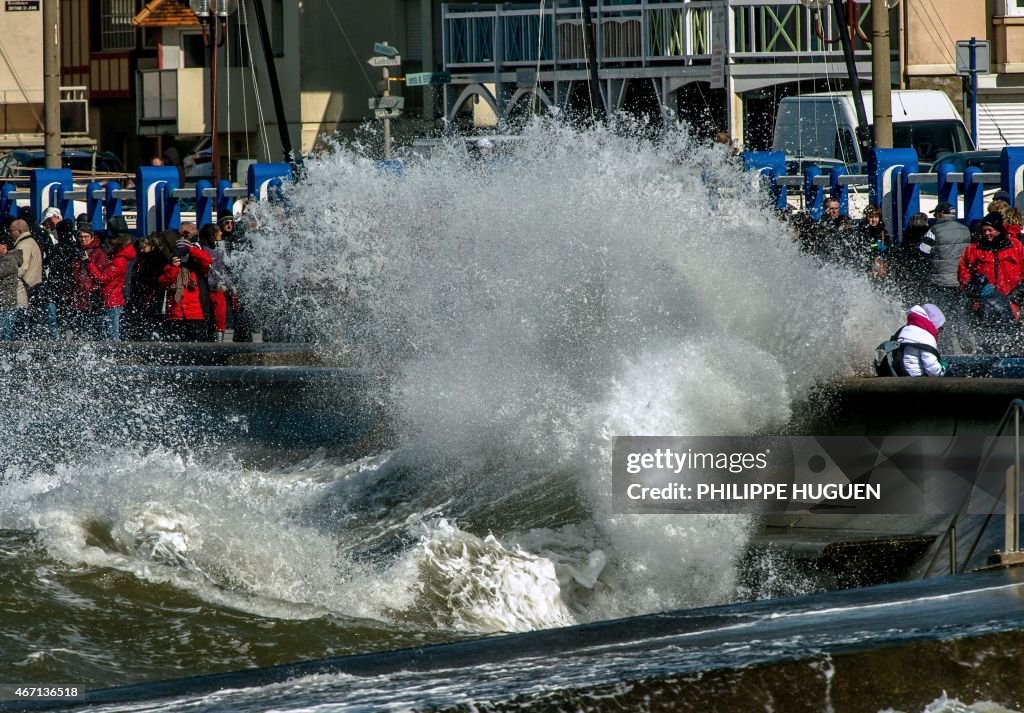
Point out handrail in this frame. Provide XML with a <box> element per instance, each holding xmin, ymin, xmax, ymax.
<box><xmin>922</xmin><ymin>398</ymin><xmax>1024</xmax><ymax>577</ymax></box>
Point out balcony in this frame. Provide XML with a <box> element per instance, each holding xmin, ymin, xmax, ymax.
<box><xmin>442</xmin><ymin>0</ymin><xmax>880</xmax><ymax>83</ymax></box>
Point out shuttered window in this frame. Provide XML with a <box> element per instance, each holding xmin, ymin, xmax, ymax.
<box><xmin>977</xmin><ymin>97</ymin><xmax>1024</xmax><ymax>149</ymax></box>
<box><xmin>101</xmin><ymin>0</ymin><xmax>136</xmax><ymax>51</ymax></box>
<box><xmin>405</xmin><ymin>0</ymin><xmax>423</xmax><ymax>62</ymax></box>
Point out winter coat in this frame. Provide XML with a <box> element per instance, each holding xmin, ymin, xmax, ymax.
<box><xmin>157</xmin><ymin>245</ymin><xmax>212</xmax><ymax>321</ymax></box>
<box><xmin>71</xmin><ymin>237</ymin><xmax>110</xmax><ymax>312</ymax></box>
<box><xmin>0</xmin><ymin>250</ymin><xmax>23</xmax><ymax>309</ymax></box>
<box><xmin>957</xmin><ymin>233</ymin><xmax>1024</xmax><ymax>307</ymax></box>
<box><xmin>898</xmin><ymin>306</ymin><xmax>946</xmax><ymax>377</ymax></box>
<box><xmin>87</xmin><ymin>236</ymin><xmax>137</xmax><ymax>308</ymax></box>
<box><xmin>46</xmin><ymin>227</ymin><xmax>79</xmax><ymax>310</ymax></box>
<box><xmin>919</xmin><ymin>218</ymin><xmax>972</xmax><ymax>288</ymax></box>
<box><xmin>129</xmin><ymin>247</ymin><xmax>170</xmax><ymax>315</ymax></box>
<box><xmin>14</xmin><ymin>232</ymin><xmax>42</xmax><ymax>308</ymax></box>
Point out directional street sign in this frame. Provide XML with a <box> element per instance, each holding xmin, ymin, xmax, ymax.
<box><xmin>367</xmin><ymin>55</ymin><xmax>401</xmax><ymax>68</ymax></box>
<box><xmin>406</xmin><ymin>71</ymin><xmax>451</xmax><ymax>87</ymax></box>
<box><xmin>374</xmin><ymin>42</ymin><xmax>400</xmax><ymax>57</ymax></box>
<box><xmin>374</xmin><ymin>108</ymin><xmax>403</xmax><ymax>119</ymax></box>
<box><xmin>369</xmin><ymin>96</ymin><xmax>405</xmax><ymax>110</ymax></box>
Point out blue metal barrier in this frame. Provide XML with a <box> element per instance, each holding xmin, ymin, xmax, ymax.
<box><xmin>742</xmin><ymin>151</ymin><xmax>787</xmax><ymax>211</ymax></box>
<box><xmin>0</xmin><ymin>162</ymin><xmax>294</xmax><ymax>237</ymax></box>
<box><xmin>1003</xmin><ymin>148</ymin><xmax>1024</xmax><ymax>208</ymax></box>
<box><xmin>830</xmin><ymin>165</ymin><xmax>848</xmax><ymax>216</ymax></box>
<box><xmin>30</xmin><ymin>169</ymin><xmax>74</xmax><ymax>222</ymax></box>
<box><xmin>745</xmin><ymin>146</ymin><xmax>1024</xmax><ymax>241</ymax></box>
<box><xmin>804</xmin><ymin>165</ymin><xmax>825</xmax><ymax>220</ymax></box>
<box><xmin>964</xmin><ymin>166</ymin><xmax>986</xmax><ymax>225</ymax></box>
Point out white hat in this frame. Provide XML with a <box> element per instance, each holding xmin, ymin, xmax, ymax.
<box><xmin>41</xmin><ymin>206</ymin><xmax>62</xmax><ymax>222</ymax></box>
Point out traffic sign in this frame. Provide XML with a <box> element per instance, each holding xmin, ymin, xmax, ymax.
<box><xmin>374</xmin><ymin>42</ymin><xmax>400</xmax><ymax>57</ymax></box>
<box><xmin>406</xmin><ymin>71</ymin><xmax>451</xmax><ymax>87</ymax></box>
<box><xmin>368</xmin><ymin>55</ymin><xmax>401</xmax><ymax>68</ymax></box>
<box><xmin>374</xmin><ymin>108</ymin><xmax>403</xmax><ymax>119</ymax></box>
<box><xmin>369</xmin><ymin>96</ymin><xmax>405</xmax><ymax>110</ymax></box>
<box><xmin>956</xmin><ymin>40</ymin><xmax>991</xmax><ymax>76</ymax></box>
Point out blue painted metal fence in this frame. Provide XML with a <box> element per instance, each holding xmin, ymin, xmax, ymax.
<box><xmin>0</xmin><ymin>162</ymin><xmax>293</xmax><ymax>237</ymax></box>
<box><xmin>745</xmin><ymin>147</ymin><xmax>1024</xmax><ymax>243</ymax></box>
<box><xmin>7</xmin><ymin>149</ymin><xmax>1024</xmax><ymax>243</ymax></box>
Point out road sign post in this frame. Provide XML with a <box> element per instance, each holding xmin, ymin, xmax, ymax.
<box><xmin>369</xmin><ymin>41</ymin><xmax>402</xmax><ymax>159</ymax></box>
<box><xmin>956</xmin><ymin>38</ymin><xmax>990</xmax><ymax>148</ymax></box>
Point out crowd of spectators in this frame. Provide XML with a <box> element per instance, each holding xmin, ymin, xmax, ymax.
<box><xmin>0</xmin><ymin>204</ymin><xmax>254</xmax><ymax>343</ymax></box>
<box><xmin>784</xmin><ymin>190</ymin><xmax>1024</xmax><ymax>358</ymax></box>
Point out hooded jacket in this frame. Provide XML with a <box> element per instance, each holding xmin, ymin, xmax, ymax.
<box><xmin>898</xmin><ymin>305</ymin><xmax>946</xmax><ymax>377</ymax></box>
<box><xmin>87</xmin><ymin>235</ymin><xmax>137</xmax><ymax>308</ymax></box>
<box><xmin>958</xmin><ymin>231</ymin><xmax>1024</xmax><ymax>305</ymax></box>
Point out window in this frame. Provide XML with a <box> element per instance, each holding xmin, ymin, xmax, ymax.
<box><xmin>182</xmin><ymin>25</ymin><xmax>250</xmax><ymax>69</ymax></box>
<box><xmin>100</xmin><ymin>0</ymin><xmax>136</xmax><ymax>51</ymax></box>
<box><xmin>182</xmin><ymin>32</ymin><xmax>206</xmax><ymax>68</ymax></box>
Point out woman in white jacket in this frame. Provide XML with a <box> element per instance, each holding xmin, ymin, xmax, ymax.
<box><xmin>898</xmin><ymin>304</ymin><xmax>947</xmax><ymax>377</ymax></box>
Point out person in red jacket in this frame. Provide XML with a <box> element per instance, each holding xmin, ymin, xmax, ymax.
<box><xmin>958</xmin><ymin>211</ymin><xmax>1024</xmax><ymax>332</ymax></box>
<box><xmin>157</xmin><ymin>233</ymin><xmax>212</xmax><ymax>341</ymax></box>
<box><xmin>71</xmin><ymin>224</ymin><xmax>109</xmax><ymax>339</ymax></box>
<box><xmin>85</xmin><ymin>233</ymin><xmax>137</xmax><ymax>341</ymax></box>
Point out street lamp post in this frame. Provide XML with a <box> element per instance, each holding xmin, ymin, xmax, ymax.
<box><xmin>190</xmin><ymin>0</ymin><xmax>238</xmax><ymax>184</ymax></box>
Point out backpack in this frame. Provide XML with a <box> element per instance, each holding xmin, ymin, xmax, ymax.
<box><xmin>874</xmin><ymin>328</ymin><xmax>941</xmax><ymax>376</ymax></box>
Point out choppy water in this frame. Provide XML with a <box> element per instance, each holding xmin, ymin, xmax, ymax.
<box><xmin>4</xmin><ymin>121</ymin><xmax>1007</xmax><ymax>711</ymax></box>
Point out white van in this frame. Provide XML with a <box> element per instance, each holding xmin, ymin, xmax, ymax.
<box><xmin>772</xmin><ymin>90</ymin><xmax>974</xmax><ymax>168</ymax></box>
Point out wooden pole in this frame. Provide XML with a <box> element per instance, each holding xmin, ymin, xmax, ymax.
<box><xmin>43</xmin><ymin>0</ymin><xmax>61</xmax><ymax>169</ymax></box>
<box><xmin>872</xmin><ymin>0</ymin><xmax>893</xmax><ymax>148</ymax></box>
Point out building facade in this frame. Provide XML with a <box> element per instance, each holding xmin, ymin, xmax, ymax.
<box><xmin>3</xmin><ymin>1</ymin><xmax>1021</xmax><ymax>172</ymax></box>
<box><xmin>435</xmin><ymin>0</ymin><xmax>1024</xmax><ymax>151</ymax></box>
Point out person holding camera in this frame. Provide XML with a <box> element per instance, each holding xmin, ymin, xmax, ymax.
<box><xmin>70</xmin><ymin>224</ymin><xmax>109</xmax><ymax>339</ymax></box>
<box><xmin>157</xmin><ymin>227</ymin><xmax>212</xmax><ymax>342</ymax></box>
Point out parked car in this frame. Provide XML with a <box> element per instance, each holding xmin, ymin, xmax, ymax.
<box><xmin>183</xmin><ymin>139</ymin><xmax>213</xmax><ymax>179</ymax></box>
<box><xmin>0</xmin><ymin>149</ymin><xmax>124</xmax><ymax>180</ymax></box>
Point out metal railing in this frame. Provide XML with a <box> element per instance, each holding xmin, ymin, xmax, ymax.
<box><xmin>442</xmin><ymin>0</ymin><xmax>871</xmax><ymax>70</ymax></box>
<box><xmin>923</xmin><ymin>400</ymin><xmax>1024</xmax><ymax>577</ymax></box>
<box><xmin>745</xmin><ymin>147</ymin><xmax>1024</xmax><ymax>244</ymax></box>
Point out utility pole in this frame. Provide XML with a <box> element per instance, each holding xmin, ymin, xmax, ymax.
<box><xmin>43</xmin><ymin>0</ymin><xmax>61</xmax><ymax>169</ymax></box>
<box><xmin>210</xmin><ymin>15</ymin><xmax>220</xmax><ymax>183</ymax></box>
<box><xmin>871</xmin><ymin>0</ymin><xmax>893</xmax><ymax>148</ymax></box>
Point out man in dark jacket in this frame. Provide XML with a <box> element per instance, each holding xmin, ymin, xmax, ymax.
<box><xmin>919</xmin><ymin>202</ymin><xmax>973</xmax><ymax>353</ymax></box>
